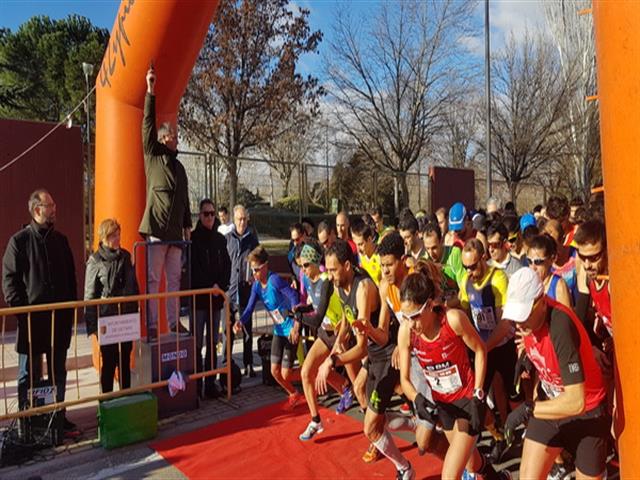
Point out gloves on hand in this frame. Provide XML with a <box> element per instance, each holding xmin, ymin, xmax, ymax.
<box><xmin>504</xmin><ymin>400</ymin><xmax>534</xmax><ymax>446</ymax></box>
<box><xmin>469</xmin><ymin>397</ymin><xmax>486</xmax><ymax>435</ymax></box>
<box><xmin>414</xmin><ymin>393</ymin><xmax>437</xmax><ymax>423</ymax></box>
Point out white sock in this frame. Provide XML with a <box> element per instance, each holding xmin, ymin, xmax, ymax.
<box><xmin>386</xmin><ymin>411</ymin><xmax>416</xmax><ymax>432</ymax></box>
<box><xmin>372</xmin><ymin>430</ymin><xmax>410</xmax><ymax>471</ymax></box>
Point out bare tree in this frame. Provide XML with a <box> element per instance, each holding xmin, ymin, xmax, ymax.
<box><xmin>484</xmin><ymin>32</ymin><xmax>576</xmax><ymax>204</ymax></box>
<box><xmin>179</xmin><ymin>0</ymin><xmax>323</xmax><ymax>207</ymax></box>
<box><xmin>433</xmin><ymin>92</ymin><xmax>481</xmax><ymax>168</ymax></box>
<box><xmin>544</xmin><ymin>0</ymin><xmax>601</xmax><ymax>202</ymax></box>
<box><xmin>325</xmin><ymin>0</ymin><xmax>476</xmax><ymax>213</ymax></box>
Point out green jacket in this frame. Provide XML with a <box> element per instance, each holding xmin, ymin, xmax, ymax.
<box><xmin>138</xmin><ymin>93</ymin><xmax>192</xmax><ymax>241</ymax></box>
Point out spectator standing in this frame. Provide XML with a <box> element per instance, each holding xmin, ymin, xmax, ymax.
<box><xmin>84</xmin><ymin>219</ymin><xmax>139</xmax><ymax>393</ymax></box>
<box><xmin>226</xmin><ymin>205</ymin><xmax>259</xmax><ymax>377</ymax></box>
<box><xmin>217</xmin><ymin>206</ymin><xmax>234</xmax><ymax>236</ymax></box>
<box><xmin>191</xmin><ymin>199</ymin><xmax>231</xmax><ymax>397</ymax></box>
<box><xmin>2</xmin><ymin>189</ymin><xmax>77</xmax><ymax>432</ymax></box>
<box><xmin>138</xmin><ymin>67</ymin><xmax>192</xmax><ymax>337</ymax></box>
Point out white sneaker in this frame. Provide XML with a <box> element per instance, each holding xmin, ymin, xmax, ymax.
<box><xmin>397</xmin><ymin>463</ymin><xmax>415</xmax><ymax>480</ymax></box>
<box><xmin>299</xmin><ymin>420</ymin><xmax>323</xmax><ymax>441</ymax></box>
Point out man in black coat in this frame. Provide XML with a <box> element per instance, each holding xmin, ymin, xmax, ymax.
<box><xmin>2</xmin><ymin>189</ymin><xmax>77</xmax><ymax>430</ymax></box>
<box><xmin>191</xmin><ymin>199</ymin><xmax>231</xmax><ymax>398</ymax></box>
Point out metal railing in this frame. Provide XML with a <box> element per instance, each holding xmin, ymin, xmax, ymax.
<box><xmin>0</xmin><ymin>287</ymin><xmax>232</xmax><ymax>421</ymax></box>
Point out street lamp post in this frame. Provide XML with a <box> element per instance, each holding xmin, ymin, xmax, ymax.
<box><xmin>484</xmin><ymin>0</ymin><xmax>492</xmax><ymax>198</ymax></box>
<box><xmin>82</xmin><ymin>62</ymin><xmax>94</xmax><ymax>250</ymax></box>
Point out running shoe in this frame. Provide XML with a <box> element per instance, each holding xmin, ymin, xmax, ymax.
<box><xmin>498</xmin><ymin>471</ymin><xmax>513</xmax><ymax>480</ymax></box>
<box><xmin>335</xmin><ymin>386</ymin><xmax>354</xmax><ymax>414</ymax></box>
<box><xmin>396</xmin><ymin>462</ymin><xmax>416</xmax><ymax>480</ymax></box>
<box><xmin>489</xmin><ymin>439</ymin><xmax>507</xmax><ymax>463</ymax></box>
<box><xmin>284</xmin><ymin>392</ymin><xmax>302</xmax><ymax>411</ymax></box>
<box><xmin>299</xmin><ymin>420</ymin><xmax>324</xmax><ymax>441</ymax></box>
<box><xmin>399</xmin><ymin>402</ymin><xmax>412</xmax><ymax>415</ymax></box>
<box><xmin>461</xmin><ymin>470</ymin><xmax>476</xmax><ymax>480</ymax></box>
<box><xmin>362</xmin><ymin>443</ymin><xmax>381</xmax><ymax>463</ymax></box>
<box><xmin>547</xmin><ymin>463</ymin><xmax>570</xmax><ymax>480</ymax></box>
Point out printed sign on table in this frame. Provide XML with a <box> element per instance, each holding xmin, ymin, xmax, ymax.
<box><xmin>98</xmin><ymin>312</ymin><xmax>141</xmax><ymax>345</ymax></box>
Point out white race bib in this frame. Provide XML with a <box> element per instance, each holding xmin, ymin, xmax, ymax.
<box><xmin>269</xmin><ymin>309</ymin><xmax>285</xmax><ymax>325</ymax></box>
<box><xmin>424</xmin><ymin>364</ymin><xmax>463</xmax><ymax>395</ymax></box>
<box><xmin>472</xmin><ymin>306</ymin><xmax>497</xmax><ymax>331</ymax></box>
<box><xmin>541</xmin><ymin>380</ymin><xmax>563</xmax><ymax>399</ymax></box>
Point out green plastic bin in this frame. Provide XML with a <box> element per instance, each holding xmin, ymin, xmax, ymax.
<box><xmin>98</xmin><ymin>393</ymin><xmax>158</xmax><ymax>449</ymax></box>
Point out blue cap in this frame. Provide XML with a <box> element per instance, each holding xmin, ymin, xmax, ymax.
<box><xmin>519</xmin><ymin>213</ymin><xmax>536</xmax><ymax>231</ymax></box>
<box><xmin>449</xmin><ymin>202</ymin><xmax>466</xmax><ymax>231</ymax></box>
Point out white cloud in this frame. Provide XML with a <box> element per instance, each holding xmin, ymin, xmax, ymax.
<box><xmin>490</xmin><ymin>0</ymin><xmax>548</xmax><ymax>47</ymax></box>
<box><xmin>459</xmin><ymin>34</ymin><xmax>484</xmax><ymax>56</ymax></box>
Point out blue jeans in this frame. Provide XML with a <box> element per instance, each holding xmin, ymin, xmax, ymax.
<box><xmin>196</xmin><ymin>309</ymin><xmax>221</xmax><ymax>391</ymax></box>
<box><xmin>18</xmin><ymin>347</ymin><xmax>67</xmax><ymax>409</ymax></box>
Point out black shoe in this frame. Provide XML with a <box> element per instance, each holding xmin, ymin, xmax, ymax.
<box><xmin>172</xmin><ymin>323</ymin><xmax>191</xmax><ymax>336</ymax></box>
<box><xmin>63</xmin><ymin>417</ymin><xmax>81</xmax><ymax>438</ymax></box>
<box><xmin>245</xmin><ymin>365</ymin><xmax>256</xmax><ymax>378</ymax></box>
<box><xmin>489</xmin><ymin>439</ymin><xmax>507</xmax><ymax>464</ymax></box>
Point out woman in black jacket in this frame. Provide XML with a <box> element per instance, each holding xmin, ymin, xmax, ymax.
<box><xmin>84</xmin><ymin>219</ymin><xmax>139</xmax><ymax>393</ymax></box>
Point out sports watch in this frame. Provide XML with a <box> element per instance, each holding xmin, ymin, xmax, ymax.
<box><xmin>473</xmin><ymin>388</ymin><xmax>485</xmax><ymax>401</ymax></box>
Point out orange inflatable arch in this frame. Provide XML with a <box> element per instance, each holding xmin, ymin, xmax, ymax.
<box><xmin>94</xmin><ymin>0</ymin><xmax>639</xmax><ymax>474</ymax></box>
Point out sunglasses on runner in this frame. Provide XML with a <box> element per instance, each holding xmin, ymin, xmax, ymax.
<box><xmin>463</xmin><ymin>261</ymin><xmax>480</xmax><ymax>271</ymax></box>
<box><xmin>251</xmin><ymin>264</ymin><xmax>266</xmax><ymax>274</ymax></box>
<box><xmin>401</xmin><ymin>301</ymin><xmax>429</xmax><ymax>323</ymax></box>
<box><xmin>577</xmin><ymin>250</ymin><xmax>604</xmax><ymax>263</ymax></box>
<box><xmin>302</xmin><ymin>262</ymin><xmax>312</xmax><ymax>269</ymax></box>
<box><xmin>527</xmin><ymin>257</ymin><xmax>547</xmax><ymax>266</ymax></box>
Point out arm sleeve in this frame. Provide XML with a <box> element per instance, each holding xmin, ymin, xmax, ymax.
<box><xmin>239</xmin><ymin>282</ymin><xmax>259</xmax><ymax>325</ymax></box>
<box><xmin>83</xmin><ymin>256</ymin><xmax>101</xmax><ymax>335</ymax></box>
<box><xmin>491</xmin><ymin>269</ymin><xmax>509</xmax><ymax>307</ymax></box>
<box><xmin>2</xmin><ymin>237</ymin><xmax>27</xmax><ymax>307</ymax></box>
<box><xmin>549</xmin><ymin>310</ymin><xmax>585</xmax><ymax>386</ymax></box>
<box><xmin>142</xmin><ymin>93</ymin><xmax>160</xmax><ymax>157</ymax></box>
<box><xmin>300</xmin><ymin>280</ymin><xmax>333</xmax><ymax>330</ymax></box>
<box><xmin>271</xmin><ymin>273</ymin><xmax>299</xmax><ymax>309</ymax></box>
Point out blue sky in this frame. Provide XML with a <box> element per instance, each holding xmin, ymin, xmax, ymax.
<box><xmin>1</xmin><ymin>0</ymin><xmax>547</xmax><ymax>79</ymax></box>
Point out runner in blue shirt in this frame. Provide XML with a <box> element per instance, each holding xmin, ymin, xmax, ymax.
<box><xmin>234</xmin><ymin>245</ymin><xmax>302</xmax><ymax>408</ymax></box>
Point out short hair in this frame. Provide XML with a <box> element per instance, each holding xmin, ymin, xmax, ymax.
<box><xmin>573</xmin><ymin>206</ymin><xmax>589</xmax><ymax>225</ymax></box>
<box><xmin>574</xmin><ymin>219</ymin><xmax>607</xmax><ymax>247</ymax></box>
<box><xmin>487</xmin><ymin>196</ymin><xmax>500</xmax><ymax>208</ymax></box>
<box><xmin>522</xmin><ymin>225</ymin><xmax>540</xmax><ymax>246</ymax></box>
<box><xmin>233</xmin><ymin>204</ymin><xmax>247</xmax><ymax>217</ymax></box>
<box><xmin>199</xmin><ymin>198</ymin><xmax>215</xmax><ymax>211</ymax></box>
<box><xmin>546</xmin><ymin>195</ymin><xmax>570</xmax><ymax>221</ymax></box>
<box><xmin>421</xmin><ymin>222</ymin><xmax>442</xmax><ymax>242</ymax></box>
<box><xmin>486</xmin><ymin>222</ymin><xmax>508</xmax><ymax>241</ymax></box>
<box><xmin>544</xmin><ymin>219</ymin><xmax>564</xmax><ymax>240</ymax></box>
<box><xmin>28</xmin><ymin>188</ymin><xmax>50</xmax><ymax>216</ymax></box>
<box><xmin>248</xmin><ymin>245</ymin><xmax>269</xmax><ymax>265</ymax></box>
<box><xmin>504</xmin><ymin>201</ymin><xmax>516</xmax><ymax>213</ymax></box>
<box><xmin>570</xmin><ymin>197</ymin><xmax>585</xmax><ymax>208</ymax></box>
<box><xmin>157</xmin><ymin>121</ymin><xmax>174</xmax><ymax>141</ymax></box>
<box><xmin>529</xmin><ymin>234</ymin><xmax>557</xmax><ymax>258</ymax></box>
<box><xmin>370</xmin><ymin>206</ymin><xmax>383</xmax><ymax>217</ymax></box>
<box><xmin>350</xmin><ymin>217</ymin><xmax>374</xmax><ymax>240</ymax></box>
<box><xmin>400</xmin><ymin>271</ymin><xmax>437</xmax><ymax>305</ymax></box>
<box><xmin>290</xmin><ymin>222</ymin><xmax>305</xmax><ymax>235</ymax></box>
<box><xmin>301</xmin><ymin>216</ymin><xmax>315</xmax><ymax>230</ymax></box>
<box><xmin>398</xmin><ymin>215</ymin><xmax>419</xmax><ymax>234</ymax></box>
<box><xmin>435</xmin><ymin>207</ymin><xmax>447</xmax><ymax>218</ymax></box>
<box><xmin>533</xmin><ymin>204</ymin><xmax>543</xmax><ymax>214</ymax></box>
<box><xmin>317</xmin><ymin>221</ymin><xmax>335</xmax><ymax>235</ymax></box>
<box><xmin>361</xmin><ymin>213</ymin><xmax>377</xmax><ymax>233</ymax></box>
<box><xmin>324</xmin><ymin>238</ymin><xmax>353</xmax><ymax>264</ymax></box>
<box><xmin>463</xmin><ymin>238</ymin><xmax>485</xmax><ymax>257</ymax></box>
<box><xmin>98</xmin><ymin>218</ymin><xmax>121</xmax><ymax>242</ymax></box>
<box><xmin>218</xmin><ymin>206</ymin><xmax>228</xmax><ymax>214</ymax></box>
<box><xmin>377</xmin><ymin>231</ymin><xmax>404</xmax><ymax>259</ymax></box>
<box><xmin>502</xmin><ymin>213</ymin><xmax>519</xmax><ymax>234</ymax></box>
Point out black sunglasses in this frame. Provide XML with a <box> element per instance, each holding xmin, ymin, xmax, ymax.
<box><xmin>463</xmin><ymin>261</ymin><xmax>480</xmax><ymax>271</ymax></box>
<box><xmin>577</xmin><ymin>250</ymin><xmax>604</xmax><ymax>263</ymax></box>
<box><xmin>527</xmin><ymin>257</ymin><xmax>547</xmax><ymax>266</ymax></box>
<box><xmin>201</xmin><ymin>211</ymin><xmax>216</xmax><ymax>217</ymax></box>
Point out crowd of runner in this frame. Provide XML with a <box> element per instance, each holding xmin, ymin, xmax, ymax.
<box><xmin>236</xmin><ymin>194</ymin><xmax>614</xmax><ymax>480</ymax></box>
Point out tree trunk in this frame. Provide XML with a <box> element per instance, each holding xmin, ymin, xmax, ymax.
<box><xmin>227</xmin><ymin>156</ymin><xmax>238</xmax><ymax>208</ymax></box>
<box><xmin>398</xmin><ymin>173</ymin><xmax>410</xmax><ymax>211</ymax></box>
<box><xmin>508</xmin><ymin>181</ymin><xmax>518</xmax><ymax>207</ymax></box>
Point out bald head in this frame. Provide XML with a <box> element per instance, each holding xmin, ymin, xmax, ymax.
<box><xmin>336</xmin><ymin>212</ymin><xmax>350</xmax><ymax>241</ymax></box>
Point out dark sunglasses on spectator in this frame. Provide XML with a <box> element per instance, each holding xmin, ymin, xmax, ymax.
<box><xmin>577</xmin><ymin>250</ymin><xmax>604</xmax><ymax>263</ymax></box>
<box><xmin>488</xmin><ymin>241</ymin><xmax>503</xmax><ymax>249</ymax></box>
<box><xmin>527</xmin><ymin>257</ymin><xmax>547</xmax><ymax>266</ymax></box>
<box><xmin>302</xmin><ymin>262</ymin><xmax>312</xmax><ymax>268</ymax></box>
<box><xmin>201</xmin><ymin>211</ymin><xmax>216</xmax><ymax>217</ymax></box>
<box><xmin>463</xmin><ymin>261</ymin><xmax>480</xmax><ymax>271</ymax></box>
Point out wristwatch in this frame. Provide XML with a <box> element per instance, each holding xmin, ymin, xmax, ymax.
<box><xmin>473</xmin><ymin>388</ymin><xmax>485</xmax><ymax>401</ymax></box>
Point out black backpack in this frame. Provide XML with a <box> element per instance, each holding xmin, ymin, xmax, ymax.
<box><xmin>219</xmin><ymin>359</ymin><xmax>242</xmax><ymax>394</ymax></box>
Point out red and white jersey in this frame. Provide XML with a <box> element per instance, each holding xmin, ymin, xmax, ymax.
<box><xmin>412</xmin><ymin>312</ymin><xmax>474</xmax><ymax>403</ymax></box>
<box><xmin>523</xmin><ymin>297</ymin><xmax>606</xmax><ymax>412</ymax></box>
<box><xmin>588</xmin><ymin>279</ymin><xmax>612</xmax><ymax>336</ymax></box>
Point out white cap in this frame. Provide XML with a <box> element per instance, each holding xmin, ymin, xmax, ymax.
<box><xmin>502</xmin><ymin>267</ymin><xmax>544</xmax><ymax>322</ymax></box>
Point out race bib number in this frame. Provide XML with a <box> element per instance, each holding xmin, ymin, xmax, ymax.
<box><xmin>471</xmin><ymin>306</ymin><xmax>497</xmax><ymax>331</ymax></box>
<box><xmin>541</xmin><ymin>380</ymin><xmax>563</xmax><ymax>399</ymax></box>
<box><xmin>424</xmin><ymin>363</ymin><xmax>463</xmax><ymax>395</ymax></box>
<box><xmin>269</xmin><ymin>309</ymin><xmax>285</xmax><ymax>325</ymax></box>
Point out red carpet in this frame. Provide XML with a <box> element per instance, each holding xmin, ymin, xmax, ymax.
<box><xmin>152</xmin><ymin>399</ymin><xmax>443</xmax><ymax>479</ymax></box>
